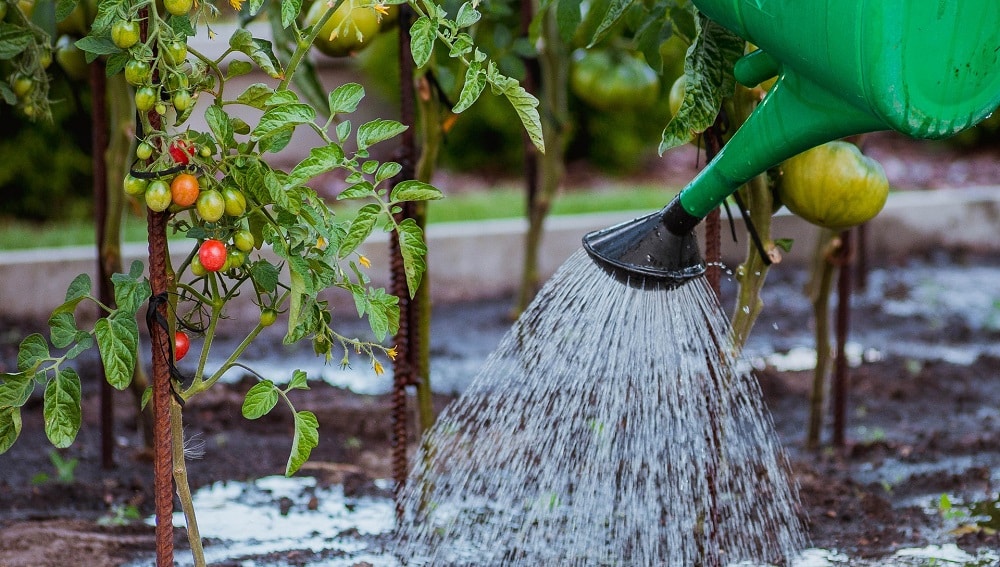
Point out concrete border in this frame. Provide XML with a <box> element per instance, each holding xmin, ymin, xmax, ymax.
<box><xmin>1</xmin><ymin>186</ymin><xmax>998</xmax><ymax>321</ymax></box>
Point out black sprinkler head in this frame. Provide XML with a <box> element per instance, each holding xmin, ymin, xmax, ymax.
<box><xmin>582</xmin><ymin>196</ymin><xmax>705</xmax><ymax>288</ymax></box>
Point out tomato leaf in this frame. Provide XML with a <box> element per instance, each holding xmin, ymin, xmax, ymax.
<box><xmin>250</xmin><ymin>260</ymin><xmax>280</xmax><ymax>293</ymax></box>
<box><xmin>43</xmin><ymin>368</ymin><xmax>81</xmax><ymax>448</ymax></box>
<box><xmin>252</xmin><ymin>103</ymin><xmax>315</xmax><ymax>141</ymax></box>
<box><xmin>205</xmin><ymin>105</ymin><xmax>236</xmax><ymax>148</ymax></box>
<box><xmin>0</xmin><ymin>24</ymin><xmax>34</xmax><ymax>59</ymax></box>
<box><xmin>0</xmin><ymin>406</ymin><xmax>22</xmax><ymax>454</ymax></box>
<box><xmin>455</xmin><ymin>2</ymin><xmax>481</xmax><ymax>27</ymax></box>
<box><xmin>658</xmin><ymin>14</ymin><xmax>743</xmax><ymax>154</ymax></box>
<box><xmin>280</xmin><ymin>0</ymin><xmax>302</xmax><ymax>28</ymax></box>
<box><xmin>242</xmin><ymin>381</ymin><xmax>279</xmax><ymax>419</ymax></box>
<box><xmin>554</xmin><ymin>0</ymin><xmax>581</xmax><ymax>44</ymax></box>
<box><xmin>375</xmin><ymin>161</ymin><xmax>402</xmax><ymax>184</ymax></box>
<box><xmin>64</xmin><ymin>333</ymin><xmax>93</xmax><ymax>361</ymax></box>
<box><xmin>397</xmin><ymin>218</ymin><xmax>428</xmax><ymax>298</ymax></box>
<box><xmin>335</xmin><ymin>119</ymin><xmax>352</xmax><ymax>143</ymax></box>
<box><xmin>390</xmin><ymin>180</ymin><xmax>443</xmax><ymax>203</ymax></box>
<box><xmin>588</xmin><ymin>0</ymin><xmax>631</xmax><ymax>47</ymax></box>
<box><xmin>362</xmin><ymin>288</ymin><xmax>399</xmax><ymax>341</ymax></box>
<box><xmin>409</xmin><ymin>16</ymin><xmax>436</xmax><ymax>68</ymax></box>
<box><xmin>236</xmin><ymin>83</ymin><xmax>275</xmax><ymax>110</ymax></box>
<box><xmin>18</xmin><ymin>334</ymin><xmax>49</xmax><ymax>373</ymax></box>
<box><xmin>286</xmin><ymin>143</ymin><xmax>346</xmax><ymax>188</ymax></box>
<box><xmin>0</xmin><ymin>371</ymin><xmax>36</xmax><ymax>409</ymax></box>
<box><xmin>75</xmin><ymin>35</ymin><xmax>120</xmax><ymax>63</ymax></box>
<box><xmin>328</xmin><ymin>82</ymin><xmax>364</xmax><ymax>115</ymax></box>
<box><xmin>55</xmin><ymin>0</ymin><xmax>79</xmax><ymax>23</ymax></box>
<box><xmin>226</xmin><ymin>59</ymin><xmax>253</xmax><ymax>79</ymax></box>
<box><xmin>288</xmin><ymin>369</ymin><xmax>309</xmax><ymax>391</ymax></box>
<box><xmin>94</xmin><ymin>313</ymin><xmax>138</xmax><ymax>391</ymax></box>
<box><xmin>110</xmin><ymin>269</ymin><xmax>151</xmax><ymax>317</ymax></box>
<box><xmin>340</xmin><ymin>203</ymin><xmax>380</xmax><ymax>256</ymax></box>
<box><xmin>338</xmin><ymin>181</ymin><xmax>375</xmax><ymax>201</ymax></box>
<box><xmin>453</xmin><ymin>60</ymin><xmax>486</xmax><ymax>114</ymax></box>
<box><xmin>48</xmin><ymin>312</ymin><xmax>79</xmax><ymax>349</ymax></box>
<box><xmin>230</xmin><ymin>29</ymin><xmax>283</xmax><ymax>79</ymax></box>
<box><xmin>356</xmin><ymin>119</ymin><xmax>407</xmax><ymax>151</ymax></box>
<box><xmin>286</xmin><ymin>410</ymin><xmax>319</xmax><ymax>476</ymax></box>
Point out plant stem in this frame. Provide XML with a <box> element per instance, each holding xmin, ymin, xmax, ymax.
<box><xmin>171</xmin><ymin>398</ymin><xmax>206</xmax><ymax>566</ymax></box>
<box><xmin>806</xmin><ymin>229</ymin><xmax>838</xmax><ymax>450</ymax></box>
<box><xmin>277</xmin><ymin>0</ymin><xmax>345</xmax><ymax>92</ymax></box>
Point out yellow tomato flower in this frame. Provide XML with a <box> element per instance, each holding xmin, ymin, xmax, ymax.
<box><xmin>359</xmin><ymin>255</ymin><xmax>371</xmax><ymax>268</ymax></box>
<box><xmin>373</xmin><ymin>361</ymin><xmax>385</xmax><ymax>375</ymax></box>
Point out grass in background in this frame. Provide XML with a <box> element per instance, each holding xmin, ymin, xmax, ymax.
<box><xmin>0</xmin><ymin>184</ymin><xmax>677</xmax><ymax>250</ymax></box>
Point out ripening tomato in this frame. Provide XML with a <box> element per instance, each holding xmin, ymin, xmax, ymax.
<box><xmin>233</xmin><ymin>229</ymin><xmax>255</xmax><ymax>252</ymax></box>
<box><xmin>123</xmin><ymin>174</ymin><xmax>148</xmax><ymax>196</ymax></box>
<box><xmin>111</xmin><ymin>19</ymin><xmax>140</xmax><ymax>49</ymax></box>
<box><xmin>198</xmin><ymin>239</ymin><xmax>227</xmax><ymax>272</ymax></box>
<box><xmin>172</xmin><ymin>89</ymin><xmax>192</xmax><ymax>112</ymax></box>
<box><xmin>196</xmin><ymin>189</ymin><xmax>225</xmax><ymax>222</ymax></box>
<box><xmin>145</xmin><ymin>179</ymin><xmax>172</xmax><ymax>212</ymax></box>
<box><xmin>222</xmin><ymin>187</ymin><xmax>247</xmax><ymax>217</ymax></box>
<box><xmin>570</xmin><ymin>48</ymin><xmax>659</xmax><ymax>111</ymax></box>
<box><xmin>124</xmin><ymin>59</ymin><xmax>151</xmax><ymax>86</ymax></box>
<box><xmin>190</xmin><ymin>254</ymin><xmax>207</xmax><ymax>277</ymax></box>
<box><xmin>174</xmin><ymin>330</ymin><xmax>190</xmax><ymax>361</ymax></box>
<box><xmin>170</xmin><ymin>173</ymin><xmax>200</xmax><ymax>207</ymax></box>
<box><xmin>226</xmin><ymin>248</ymin><xmax>246</xmax><ymax>269</ymax></box>
<box><xmin>11</xmin><ymin>74</ymin><xmax>33</xmax><ymax>99</ymax></box>
<box><xmin>164</xmin><ymin>0</ymin><xmax>193</xmax><ymax>16</ymax></box>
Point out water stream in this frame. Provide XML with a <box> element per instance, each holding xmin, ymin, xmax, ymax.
<box><xmin>390</xmin><ymin>250</ymin><xmax>808</xmax><ymax>565</ymax></box>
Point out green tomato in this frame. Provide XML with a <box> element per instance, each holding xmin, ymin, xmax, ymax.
<box><xmin>11</xmin><ymin>74</ymin><xmax>33</xmax><ymax>99</ymax></box>
<box><xmin>162</xmin><ymin>40</ymin><xmax>187</xmax><ymax>66</ymax></box>
<box><xmin>123</xmin><ymin>174</ymin><xmax>148</xmax><ymax>196</ymax></box>
<box><xmin>259</xmin><ymin>309</ymin><xmax>278</xmax><ymax>327</ymax></box>
<box><xmin>38</xmin><ymin>49</ymin><xmax>52</xmax><ymax>69</ymax></box>
<box><xmin>172</xmin><ymin>89</ymin><xmax>192</xmax><ymax>112</ymax></box>
<box><xmin>164</xmin><ymin>0</ymin><xmax>193</xmax><ymax>16</ymax></box>
<box><xmin>222</xmin><ymin>187</ymin><xmax>247</xmax><ymax>217</ymax></box>
<box><xmin>570</xmin><ymin>48</ymin><xmax>660</xmax><ymax>111</ymax></box>
<box><xmin>111</xmin><ymin>20</ymin><xmax>140</xmax><ymax>49</ymax></box>
<box><xmin>233</xmin><ymin>229</ymin><xmax>255</xmax><ymax>252</ymax></box>
<box><xmin>55</xmin><ymin>36</ymin><xmax>89</xmax><ymax>81</ymax></box>
<box><xmin>134</xmin><ymin>86</ymin><xmax>157</xmax><ymax>112</ymax></box>
<box><xmin>305</xmin><ymin>0</ymin><xmax>382</xmax><ymax>58</ymax></box>
<box><xmin>196</xmin><ymin>189</ymin><xmax>225</xmax><ymax>222</ymax></box>
<box><xmin>136</xmin><ymin>141</ymin><xmax>154</xmax><ymax>160</ymax></box>
<box><xmin>227</xmin><ymin>248</ymin><xmax>246</xmax><ymax>269</ymax></box>
<box><xmin>145</xmin><ymin>179</ymin><xmax>172</xmax><ymax>212</ymax></box>
<box><xmin>190</xmin><ymin>255</ymin><xmax>207</xmax><ymax>277</ymax></box>
<box><xmin>154</xmin><ymin>102</ymin><xmax>167</xmax><ymax>115</ymax></box>
<box><xmin>124</xmin><ymin>59</ymin><xmax>151</xmax><ymax>86</ymax></box>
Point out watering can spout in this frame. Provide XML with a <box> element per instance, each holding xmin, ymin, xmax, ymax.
<box><xmin>584</xmin><ymin>0</ymin><xmax>1000</xmax><ymax>288</ymax></box>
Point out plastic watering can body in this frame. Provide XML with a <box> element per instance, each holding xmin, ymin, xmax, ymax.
<box><xmin>676</xmin><ymin>0</ymin><xmax>1000</xmax><ymax>218</ymax></box>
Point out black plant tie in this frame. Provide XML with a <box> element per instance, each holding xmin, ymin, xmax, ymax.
<box><xmin>145</xmin><ymin>292</ymin><xmax>188</xmax><ymax>407</ymax></box>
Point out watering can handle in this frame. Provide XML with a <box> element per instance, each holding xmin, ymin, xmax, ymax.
<box><xmin>734</xmin><ymin>49</ymin><xmax>780</xmax><ymax>89</ymax></box>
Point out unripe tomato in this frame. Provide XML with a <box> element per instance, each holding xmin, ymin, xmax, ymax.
<box><xmin>134</xmin><ymin>86</ymin><xmax>157</xmax><ymax>112</ymax></box>
<box><xmin>233</xmin><ymin>229</ymin><xmax>255</xmax><ymax>252</ymax></box>
<box><xmin>227</xmin><ymin>248</ymin><xmax>246</xmax><ymax>269</ymax></box>
<box><xmin>162</xmin><ymin>40</ymin><xmax>187</xmax><ymax>66</ymax></box>
<box><xmin>136</xmin><ymin>141</ymin><xmax>154</xmax><ymax>160</ymax></box>
<box><xmin>222</xmin><ymin>187</ymin><xmax>247</xmax><ymax>217</ymax></box>
<box><xmin>778</xmin><ymin>141</ymin><xmax>889</xmax><ymax>230</ymax></box>
<box><xmin>145</xmin><ymin>179</ymin><xmax>172</xmax><ymax>212</ymax></box>
<box><xmin>172</xmin><ymin>89</ymin><xmax>192</xmax><ymax>112</ymax></box>
<box><xmin>259</xmin><ymin>309</ymin><xmax>278</xmax><ymax>327</ymax></box>
<box><xmin>38</xmin><ymin>49</ymin><xmax>52</xmax><ymax>69</ymax></box>
<box><xmin>196</xmin><ymin>189</ymin><xmax>225</xmax><ymax>222</ymax></box>
<box><xmin>124</xmin><ymin>59</ymin><xmax>151</xmax><ymax>86</ymax></box>
<box><xmin>55</xmin><ymin>36</ymin><xmax>89</xmax><ymax>81</ymax></box>
<box><xmin>123</xmin><ymin>174</ymin><xmax>148</xmax><ymax>196</ymax></box>
<box><xmin>305</xmin><ymin>0</ymin><xmax>382</xmax><ymax>58</ymax></box>
<box><xmin>168</xmin><ymin>139</ymin><xmax>195</xmax><ymax>165</ymax></box>
<box><xmin>190</xmin><ymin>255</ymin><xmax>207</xmax><ymax>277</ymax></box>
<box><xmin>174</xmin><ymin>330</ymin><xmax>190</xmax><ymax>361</ymax></box>
<box><xmin>570</xmin><ymin>48</ymin><xmax>659</xmax><ymax>111</ymax></box>
<box><xmin>170</xmin><ymin>173</ymin><xmax>200</xmax><ymax>207</ymax></box>
<box><xmin>164</xmin><ymin>0</ymin><xmax>193</xmax><ymax>16</ymax></box>
<box><xmin>11</xmin><ymin>74</ymin><xmax>33</xmax><ymax>99</ymax></box>
<box><xmin>111</xmin><ymin>20</ymin><xmax>140</xmax><ymax>49</ymax></box>
<box><xmin>198</xmin><ymin>239</ymin><xmax>227</xmax><ymax>272</ymax></box>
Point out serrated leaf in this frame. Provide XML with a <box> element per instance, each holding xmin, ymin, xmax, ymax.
<box><xmin>286</xmin><ymin>143</ymin><xmax>346</xmax><ymax>188</ymax></box>
<box><xmin>236</xmin><ymin>83</ymin><xmax>275</xmax><ymax>109</ymax></box>
<box><xmin>397</xmin><ymin>218</ymin><xmax>428</xmax><ymax>298</ymax></box>
<box><xmin>409</xmin><ymin>16</ymin><xmax>436</xmax><ymax>68</ymax></box>
<box><xmin>48</xmin><ymin>312</ymin><xmax>78</xmax><ymax>349</ymax></box>
<box><xmin>286</xmin><ymin>410</ymin><xmax>319</xmax><ymax>475</ymax></box>
<box><xmin>366</xmin><ymin>297</ymin><xmax>390</xmax><ymax>341</ymax></box>
<box><xmin>337</xmin><ymin>182</ymin><xmax>375</xmax><ymax>200</ymax></box>
<box><xmin>205</xmin><ymin>104</ymin><xmax>236</xmax><ymax>148</ymax></box>
<box><xmin>94</xmin><ymin>314</ymin><xmax>138</xmax><ymax>390</ymax></box>
<box><xmin>43</xmin><ymin>368</ymin><xmax>81</xmax><ymax>448</ymax></box>
<box><xmin>288</xmin><ymin>369</ymin><xmax>309</xmax><ymax>391</ymax></box>
<box><xmin>226</xmin><ymin>59</ymin><xmax>254</xmax><ymax>78</ymax></box>
<box><xmin>64</xmin><ymin>273</ymin><xmax>91</xmax><ymax>302</ymax></box>
<box><xmin>335</xmin><ymin>119</ymin><xmax>352</xmax><ymax>142</ymax></box>
<box><xmin>280</xmin><ymin>0</ymin><xmax>302</xmax><ymax>28</ymax></box>
<box><xmin>258</xmin><ymin>125</ymin><xmax>295</xmax><ymax>153</ymax></box>
<box><xmin>111</xmin><ymin>270</ymin><xmax>151</xmax><ymax>317</ymax></box>
<box><xmin>242</xmin><ymin>381</ymin><xmax>279</xmax><ymax>419</ymax></box>
<box><xmin>356</xmin><ymin>119</ymin><xmax>407</xmax><ymax>151</ymax></box>
<box><xmin>18</xmin><ymin>334</ymin><xmax>49</xmax><ymax>373</ymax></box>
<box><xmin>0</xmin><ymin>406</ymin><xmax>21</xmax><ymax>453</ymax></box>
<box><xmin>0</xmin><ymin>372</ymin><xmax>35</xmax><ymax>408</ymax></box>
<box><xmin>0</xmin><ymin>24</ymin><xmax>33</xmax><ymax>59</ymax></box>
<box><xmin>375</xmin><ymin>162</ymin><xmax>402</xmax><ymax>184</ymax></box>
<box><xmin>659</xmin><ymin>15</ymin><xmax>743</xmax><ymax>154</ymax></box>
<box><xmin>455</xmin><ymin>2</ymin><xmax>481</xmax><ymax>27</ymax></box>
<box><xmin>588</xmin><ymin>0</ymin><xmax>632</xmax><ymax>47</ymax></box>
<box><xmin>251</xmin><ymin>261</ymin><xmax>280</xmax><ymax>293</ymax></box>
<box><xmin>252</xmin><ymin>103</ymin><xmax>315</xmax><ymax>141</ymax></box>
<box><xmin>230</xmin><ymin>29</ymin><xmax>284</xmax><ymax>79</ymax></box>
<box><xmin>499</xmin><ymin>81</ymin><xmax>545</xmax><ymax>153</ymax></box>
<box><xmin>266</xmin><ymin>90</ymin><xmax>299</xmax><ymax>105</ymax></box>
<box><xmin>454</xmin><ymin>61</ymin><xmax>486</xmax><ymax>114</ymax></box>
<box><xmin>389</xmin><ymin>180</ymin><xmax>443</xmax><ymax>203</ymax></box>
<box><xmin>328</xmin><ymin>82</ymin><xmax>364</xmax><ymax>115</ymax></box>
<box><xmin>340</xmin><ymin>204</ymin><xmax>380</xmax><ymax>256</ymax></box>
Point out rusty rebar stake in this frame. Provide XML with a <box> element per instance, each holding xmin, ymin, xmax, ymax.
<box><xmin>702</xmin><ymin>117</ymin><xmax>726</xmax><ymax>300</ymax></box>
<box><xmin>832</xmin><ymin>228</ymin><xmax>853</xmax><ymax>448</ymax></box>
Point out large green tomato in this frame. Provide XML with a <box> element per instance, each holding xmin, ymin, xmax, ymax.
<box><xmin>305</xmin><ymin>0</ymin><xmax>382</xmax><ymax>57</ymax></box>
<box><xmin>777</xmin><ymin>141</ymin><xmax>889</xmax><ymax>230</ymax></box>
<box><xmin>570</xmin><ymin>48</ymin><xmax>660</xmax><ymax>111</ymax></box>
<box><xmin>124</xmin><ymin>59</ymin><xmax>151</xmax><ymax>86</ymax></box>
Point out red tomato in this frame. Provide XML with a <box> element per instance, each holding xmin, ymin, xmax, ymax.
<box><xmin>174</xmin><ymin>331</ymin><xmax>190</xmax><ymax>361</ymax></box>
<box><xmin>169</xmin><ymin>139</ymin><xmax>195</xmax><ymax>165</ymax></box>
<box><xmin>198</xmin><ymin>239</ymin><xmax>228</xmax><ymax>272</ymax></box>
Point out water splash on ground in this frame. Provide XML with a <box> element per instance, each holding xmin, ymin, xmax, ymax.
<box><xmin>391</xmin><ymin>250</ymin><xmax>808</xmax><ymax>566</ymax></box>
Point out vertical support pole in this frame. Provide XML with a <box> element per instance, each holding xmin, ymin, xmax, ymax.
<box><xmin>91</xmin><ymin>59</ymin><xmax>114</xmax><ymax>470</ymax></box>
<box><xmin>520</xmin><ymin>0</ymin><xmax>539</xmax><ymax>267</ymax></box>
<box><xmin>702</xmin><ymin>118</ymin><xmax>725</xmax><ymax>300</ymax></box>
<box><xmin>832</xmin><ymin>228</ymin><xmax>853</xmax><ymax>448</ymax></box>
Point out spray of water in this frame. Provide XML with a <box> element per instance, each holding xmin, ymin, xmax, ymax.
<box><xmin>392</xmin><ymin>250</ymin><xmax>808</xmax><ymax>566</ymax></box>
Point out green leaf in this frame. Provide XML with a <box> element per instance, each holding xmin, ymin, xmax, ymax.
<box><xmin>205</xmin><ymin>104</ymin><xmax>236</xmax><ymax>148</ymax></box>
<box><xmin>499</xmin><ymin>79</ymin><xmax>545</xmax><ymax>153</ymax></box>
<box><xmin>266</xmin><ymin>90</ymin><xmax>299</xmax><ymax>105</ymax></box>
<box><xmin>110</xmin><ymin>270</ymin><xmax>151</xmax><ymax>317</ymax></box>
<box><xmin>250</xmin><ymin>261</ymin><xmax>280</xmax><ymax>293</ymax></box>
<box><xmin>258</xmin><ymin>125</ymin><xmax>295</xmax><ymax>153</ymax></box>
<box><xmin>340</xmin><ymin>203</ymin><xmax>380</xmax><ymax>256</ymax></box>
<box><xmin>588</xmin><ymin>0</ymin><xmax>632</xmax><ymax>47</ymax></box>
<box><xmin>0</xmin><ymin>24</ymin><xmax>34</xmax><ymax>59</ymax></box>
<box><xmin>64</xmin><ymin>333</ymin><xmax>93</xmax><ymax>361</ymax></box>
<box><xmin>335</xmin><ymin>119</ymin><xmax>352</xmax><ymax>143</ymax></box>
<box><xmin>337</xmin><ymin>181</ymin><xmax>375</xmax><ymax>200</ymax></box>
<box><xmin>286</xmin><ymin>143</ymin><xmax>346</xmax><ymax>188</ymax></box>
<box><xmin>375</xmin><ymin>161</ymin><xmax>402</xmax><ymax>184</ymax></box>
<box><xmin>242</xmin><ymin>381</ymin><xmax>279</xmax><ymax>419</ymax></box>
<box><xmin>94</xmin><ymin>314</ymin><xmax>138</xmax><ymax>391</ymax></box>
<box><xmin>328</xmin><ymin>82</ymin><xmax>364</xmax><ymax>115</ymax></box>
<box><xmin>397</xmin><ymin>218</ymin><xmax>428</xmax><ymax>298</ymax></box>
<box><xmin>409</xmin><ymin>16</ymin><xmax>436</xmax><ymax>68</ymax></box>
<box><xmin>0</xmin><ymin>372</ymin><xmax>36</xmax><ymax>408</ymax></box>
<box><xmin>0</xmin><ymin>406</ymin><xmax>22</xmax><ymax>454</ymax></box>
<box><xmin>362</xmin><ymin>288</ymin><xmax>399</xmax><ymax>340</ymax></box>
<box><xmin>140</xmin><ymin>386</ymin><xmax>152</xmax><ymax>411</ymax></box>
<box><xmin>55</xmin><ymin>0</ymin><xmax>79</xmax><ymax>22</ymax></box>
<box><xmin>252</xmin><ymin>103</ymin><xmax>315</xmax><ymax>141</ymax></box>
<box><xmin>288</xmin><ymin>369</ymin><xmax>309</xmax><ymax>391</ymax></box>
<box><xmin>659</xmin><ymin>14</ymin><xmax>743</xmax><ymax>154</ymax></box>
<box><xmin>48</xmin><ymin>312</ymin><xmax>78</xmax><ymax>349</ymax></box>
<box><xmin>230</xmin><ymin>29</ymin><xmax>283</xmax><ymax>79</ymax></box>
<box><xmin>453</xmin><ymin>60</ymin><xmax>486</xmax><ymax>114</ymax></box>
<box><xmin>554</xmin><ymin>0</ymin><xmax>582</xmax><ymax>44</ymax></box>
<box><xmin>280</xmin><ymin>0</ymin><xmax>302</xmax><ymax>28</ymax></box>
<box><xmin>247</xmin><ymin>0</ymin><xmax>266</xmax><ymax>16</ymax></box>
<box><xmin>356</xmin><ymin>119</ymin><xmax>407</xmax><ymax>151</ymax></box>
<box><xmin>74</xmin><ymin>35</ymin><xmax>120</xmax><ymax>61</ymax></box>
<box><xmin>286</xmin><ymin>410</ymin><xmax>319</xmax><ymax>475</ymax></box>
<box><xmin>43</xmin><ymin>368</ymin><xmax>81</xmax><ymax>448</ymax></box>
<box><xmin>774</xmin><ymin>238</ymin><xmax>794</xmax><ymax>253</ymax></box>
<box><xmin>389</xmin><ymin>180</ymin><xmax>443</xmax><ymax>203</ymax></box>
<box><xmin>64</xmin><ymin>273</ymin><xmax>92</xmax><ymax>303</ymax></box>
<box><xmin>236</xmin><ymin>83</ymin><xmax>276</xmax><ymax>110</ymax></box>
<box><xmin>18</xmin><ymin>334</ymin><xmax>49</xmax><ymax>373</ymax></box>
<box><xmin>226</xmin><ymin>59</ymin><xmax>254</xmax><ymax>79</ymax></box>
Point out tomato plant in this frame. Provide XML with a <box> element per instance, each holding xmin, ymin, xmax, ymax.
<box><xmin>123</xmin><ymin>174</ymin><xmax>148</xmax><ymax>196</ymax></box>
<box><xmin>134</xmin><ymin>86</ymin><xmax>157</xmax><ymax>112</ymax></box>
<box><xmin>163</xmin><ymin>0</ymin><xmax>193</xmax><ymax>17</ymax></box>
<box><xmin>168</xmin><ymin>139</ymin><xmax>195</xmax><ymax>165</ymax></box>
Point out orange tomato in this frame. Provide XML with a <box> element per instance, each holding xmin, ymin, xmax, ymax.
<box><xmin>170</xmin><ymin>173</ymin><xmax>200</xmax><ymax>207</ymax></box>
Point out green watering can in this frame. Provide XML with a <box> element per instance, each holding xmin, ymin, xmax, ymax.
<box><xmin>584</xmin><ymin>0</ymin><xmax>1000</xmax><ymax>286</ymax></box>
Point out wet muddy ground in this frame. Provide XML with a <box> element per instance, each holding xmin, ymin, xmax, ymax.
<box><xmin>1</xmin><ymin>248</ymin><xmax>999</xmax><ymax>566</ymax></box>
